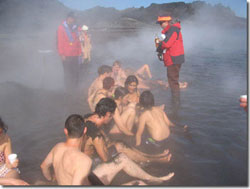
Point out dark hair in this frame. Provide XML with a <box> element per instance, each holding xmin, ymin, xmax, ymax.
<box><xmin>103</xmin><ymin>77</ymin><xmax>114</xmax><ymax>90</ymax></box>
<box><xmin>114</xmin><ymin>86</ymin><xmax>127</xmax><ymax>100</ymax></box>
<box><xmin>124</xmin><ymin>75</ymin><xmax>139</xmax><ymax>89</ymax></box>
<box><xmin>98</xmin><ymin>65</ymin><xmax>112</xmax><ymax>76</ymax></box>
<box><xmin>95</xmin><ymin>98</ymin><xmax>117</xmax><ymax>117</ymax></box>
<box><xmin>112</xmin><ymin>60</ymin><xmax>121</xmax><ymax>67</ymax></box>
<box><xmin>65</xmin><ymin>114</ymin><xmax>85</xmax><ymax>138</ymax></box>
<box><xmin>67</xmin><ymin>12</ymin><xmax>76</xmax><ymax>19</ymax></box>
<box><xmin>0</xmin><ymin>117</ymin><xmax>8</xmax><ymax>133</ymax></box>
<box><xmin>139</xmin><ymin>90</ymin><xmax>155</xmax><ymax>109</ymax></box>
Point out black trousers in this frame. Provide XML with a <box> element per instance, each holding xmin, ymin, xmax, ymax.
<box><xmin>62</xmin><ymin>56</ymin><xmax>80</xmax><ymax>93</ymax></box>
<box><xmin>167</xmin><ymin>64</ymin><xmax>182</xmax><ymax>103</ymax></box>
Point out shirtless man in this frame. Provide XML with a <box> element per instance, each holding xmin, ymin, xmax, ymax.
<box><xmin>88</xmin><ymin>77</ymin><xmax>115</xmax><ymax>112</ymax></box>
<box><xmin>83</xmin><ymin>98</ymin><xmax>172</xmax><ymax>164</ymax></box>
<box><xmin>136</xmin><ymin>90</ymin><xmax>174</xmax><ymax>146</ymax></box>
<box><xmin>88</xmin><ymin>65</ymin><xmax>112</xmax><ymax>102</ymax></box>
<box><xmin>40</xmin><ymin>114</ymin><xmax>92</xmax><ymax>185</ymax></box>
<box><xmin>40</xmin><ymin>114</ymin><xmax>173</xmax><ymax>186</ymax></box>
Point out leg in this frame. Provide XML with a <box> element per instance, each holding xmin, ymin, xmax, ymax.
<box><xmin>93</xmin><ymin>153</ymin><xmax>174</xmax><ymax>185</ymax></box>
<box><xmin>167</xmin><ymin>64</ymin><xmax>181</xmax><ymax>107</ymax></box>
<box><xmin>114</xmin><ymin>142</ymin><xmax>172</xmax><ymax>163</ymax></box>
<box><xmin>135</xmin><ymin>64</ymin><xmax>152</xmax><ymax>79</ymax></box>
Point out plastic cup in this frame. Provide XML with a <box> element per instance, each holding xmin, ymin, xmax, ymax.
<box><xmin>8</xmin><ymin>154</ymin><xmax>17</xmax><ymax>164</ymax></box>
<box><xmin>240</xmin><ymin>95</ymin><xmax>247</xmax><ymax>102</ymax></box>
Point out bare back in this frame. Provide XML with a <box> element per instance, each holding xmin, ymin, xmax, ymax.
<box><xmin>140</xmin><ymin>107</ymin><xmax>172</xmax><ymax>141</ymax></box>
<box><xmin>48</xmin><ymin>143</ymin><xmax>92</xmax><ymax>185</ymax></box>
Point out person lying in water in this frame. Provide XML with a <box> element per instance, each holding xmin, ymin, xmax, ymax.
<box><xmin>41</xmin><ymin>114</ymin><xmax>174</xmax><ymax>185</ymax></box>
<box><xmin>82</xmin><ymin>98</ymin><xmax>172</xmax><ymax>164</ymax></box>
<box><xmin>88</xmin><ymin>77</ymin><xmax>115</xmax><ymax>112</ymax></box>
<box><xmin>136</xmin><ymin>91</ymin><xmax>174</xmax><ymax>147</ymax></box>
<box><xmin>111</xmin><ymin>60</ymin><xmax>188</xmax><ymax>90</ymax></box>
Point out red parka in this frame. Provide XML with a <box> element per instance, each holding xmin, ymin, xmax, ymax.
<box><xmin>160</xmin><ymin>23</ymin><xmax>185</xmax><ymax>67</ymax></box>
<box><xmin>57</xmin><ymin>22</ymin><xmax>81</xmax><ymax>57</ymax></box>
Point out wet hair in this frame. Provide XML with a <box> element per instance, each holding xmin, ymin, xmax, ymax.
<box><xmin>98</xmin><ymin>65</ymin><xmax>112</xmax><ymax>76</ymax></box>
<box><xmin>65</xmin><ymin>114</ymin><xmax>85</xmax><ymax>138</ymax></box>
<box><xmin>114</xmin><ymin>86</ymin><xmax>127</xmax><ymax>100</ymax></box>
<box><xmin>139</xmin><ymin>90</ymin><xmax>155</xmax><ymax>109</ymax></box>
<box><xmin>112</xmin><ymin>60</ymin><xmax>121</xmax><ymax>67</ymax></box>
<box><xmin>0</xmin><ymin>117</ymin><xmax>8</xmax><ymax>133</ymax></box>
<box><xmin>95</xmin><ymin>98</ymin><xmax>117</xmax><ymax>117</ymax></box>
<box><xmin>124</xmin><ymin>75</ymin><xmax>139</xmax><ymax>90</ymax></box>
<box><xmin>103</xmin><ymin>77</ymin><xmax>114</xmax><ymax>90</ymax></box>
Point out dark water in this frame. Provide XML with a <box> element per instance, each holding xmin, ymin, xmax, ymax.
<box><xmin>0</xmin><ymin>27</ymin><xmax>247</xmax><ymax>186</ymax></box>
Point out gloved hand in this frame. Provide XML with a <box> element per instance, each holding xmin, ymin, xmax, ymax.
<box><xmin>157</xmin><ymin>53</ymin><xmax>163</xmax><ymax>61</ymax></box>
<box><xmin>156</xmin><ymin>41</ymin><xmax>163</xmax><ymax>53</ymax></box>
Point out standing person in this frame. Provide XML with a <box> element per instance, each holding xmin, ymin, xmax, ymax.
<box><xmin>156</xmin><ymin>15</ymin><xmax>185</xmax><ymax>111</ymax></box>
<box><xmin>79</xmin><ymin>25</ymin><xmax>92</xmax><ymax>64</ymax></box>
<box><xmin>57</xmin><ymin>12</ymin><xmax>82</xmax><ymax>93</ymax></box>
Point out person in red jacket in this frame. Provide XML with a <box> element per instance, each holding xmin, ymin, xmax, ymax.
<box><xmin>57</xmin><ymin>12</ymin><xmax>82</xmax><ymax>93</ymax></box>
<box><xmin>156</xmin><ymin>15</ymin><xmax>185</xmax><ymax>112</ymax></box>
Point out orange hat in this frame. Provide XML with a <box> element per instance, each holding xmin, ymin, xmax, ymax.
<box><xmin>156</xmin><ymin>16</ymin><xmax>172</xmax><ymax>23</ymax></box>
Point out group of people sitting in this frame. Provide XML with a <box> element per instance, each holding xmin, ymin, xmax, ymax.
<box><xmin>0</xmin><ymin>61</ymin><xmax>188</xmax><ymax>185</ymax></box>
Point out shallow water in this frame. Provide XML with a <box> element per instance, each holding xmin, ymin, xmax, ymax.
<box><xmin>0</xmin><ymin>26</ymin><xmax>247</xmax><ymax>186</ymax></box>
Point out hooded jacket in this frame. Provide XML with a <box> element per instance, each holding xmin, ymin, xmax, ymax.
<box><xmin>159</xmin><ymin>22</ymin><xmax>185</xmax><ymax>67</ymax></box>
<box><xmin>57</xmin><ymin>21</ymin><xmax>81</xmax><ymax>57</ymax></box>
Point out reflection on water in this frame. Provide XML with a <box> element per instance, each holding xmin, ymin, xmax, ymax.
<box><xmin>0</xmin><ymin>28</ymin><xmax>247</xmax><ymax>186</ymax></box>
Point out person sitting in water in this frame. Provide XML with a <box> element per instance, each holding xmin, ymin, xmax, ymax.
<box><xmin>112</xmin><ymin>60</ymin><xmax>188</xmax><ymax>90</ymax></box>
<box><xmin>123</xmin><ymin>75</ymin><xmax>140</xmax><ymax>105</ymax></box>
<box><xmin>40</xmin><ymin>114</ymin><xmax>174</xmax><ymax>185</ymax></box>
<box><xmin>40</xmin><ymin>114</ymin><xmax>92</xmax><ymax>185</ymax></box>
<box><xmin>88</xmin><ymin>65</ymin><xmax>112</xmax><ymax>101</ymax></box>
<box><xmin>83</xmin><ymin>98</ymin><xmax>172</xmax><ymax>164</ymax></box>
<box><xmin>109</xmin><ymin>86</ymin><xmax>135</xmax><ymax>136</ymax></box>
<box><xmin>88</xmin><ymin>77</ymin><xmax>115</xmax><ymax>112</ymax></box>
<box><xmin>0</xmin><ymin>118</ymin><xmax>20</xmax><ymax>179</ymax></box>
<box><xmin>136</xmin><ymin>91</ymin><xmax>174</xmax><ymax>148</ymax></box>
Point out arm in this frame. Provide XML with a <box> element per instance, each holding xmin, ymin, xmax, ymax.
<box><xmin>161</xmin><ymin>30</ymin><xmax>178</xmax><ymax>49</ymax></box>
<box><xmin>72</xmin><ymin>156</ymin><xmax>92</xmax><ymax>185</ymax></box>
<box><xmin>40</xmin><ymin>148</ymin><xmax>54</xmax><ymax>181</ymax></box>
<box><xmin>113</xmin><ymin>108</ymin><xmax>134</xmax><ymax>136</ymax></box>
<box><xmin>135</xmin><ymin>114</ymin><xmax>146</xmax><ymax>146</ymax></box>
<box><xmin>93</xmin><ymin>137</ymin><xmax>109</xmax><ymax>162</ymax></box>
<box><xmin>163</xmin><ymin>112</ymin><xmax>174</xmax><ymax>127</ymax></box>
<box><xmin>57</xmin><ymin>26</ymin><xmax>66</xmax><ymax>57</ymax></box>
<box><xmin>4</xmin><ymin>137</ymin><xmax>18</xmax><ymax>169</ymax></box>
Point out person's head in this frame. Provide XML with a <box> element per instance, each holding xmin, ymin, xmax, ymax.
<box><xmin>156</xmin><ymin>15</ymin><xmax>172</xmax><ymax>29</ymax></box>
<box><xmin>125</xmin><ymin>75</ymin><xmax>138</xmax><ymax>94</ymax></box>
<box><xmin>0</xmin><ymin>117</ymin><xmax>8</xmax><ymax>135</ymax></box>
<box><xmin>112</xmin><ymin>60</ymin><xmax>122</xmax><ymax>74</ymax></box>
<box><xmin>64</xmin><ymin>114</ymin><xmax>86</xmax><ymax>138</ymax></box>
<box><xmin>66</xmin><ymin>12</ymin><xmax>76</xmax><ymax>26</ymax></box>
<box><xmin>103</xmin><ymin>77</ymin><xmax>115</xmax><ymax>91</ymax></box>
<box><xmin>139</xmin><ymin>90</ymin><xmax>155</xmax><ymax>109</ymax></box>
<box><xmin>95</xmin><ymin>98</ymin><xmax>117</xmax><ymax>124</ymax></box>
<box><xmin>114</xmin><ymin>86</ymin><xmax>127</xmax><ymax>100</ymax></box>
<box><xmin>97</xmin><ymin>65</ymin><xmax>112</xmax><ymax>78</ymax></box>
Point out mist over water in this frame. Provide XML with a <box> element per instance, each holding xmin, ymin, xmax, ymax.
<box><xmin>0</xmin><ymin>3</ymin><xmax>247</xmax><ymax>185</ymax></box>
